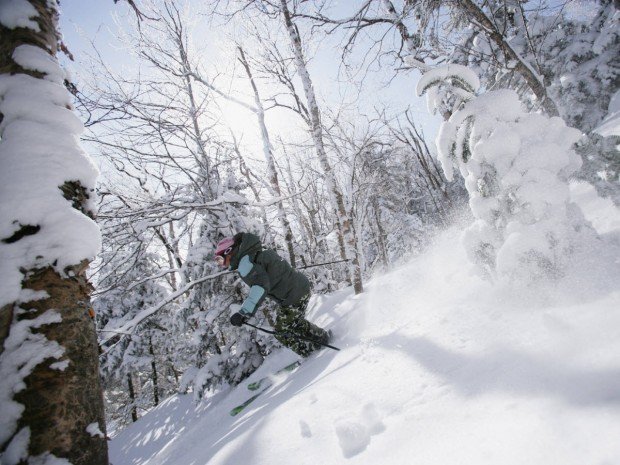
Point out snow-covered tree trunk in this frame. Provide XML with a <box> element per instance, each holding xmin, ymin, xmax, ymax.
<box><xmin>0</xmin><ymin>1</ymin><xmax>107</xmax><ymax>463</ymax></box>
<box><xmin>280</xmin><ymin>0</ymin><xmax>363</xmax><ymax>294</ymax></box>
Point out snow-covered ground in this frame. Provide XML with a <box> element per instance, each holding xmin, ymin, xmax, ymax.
<box><xmin>110</xmin><ymin>183</ymin><xmax>620</xmax><ymax>465</ymax></box>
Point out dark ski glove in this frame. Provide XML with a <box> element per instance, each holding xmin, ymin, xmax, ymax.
<box><xmin>230</xmin><ymin>312</ymin><xmax>247</xmax><ymax>327</ymax></box>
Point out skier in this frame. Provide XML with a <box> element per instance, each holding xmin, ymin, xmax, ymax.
<box><xmin>214</xmin><ymin>232</ymin><xmax>332</xmax><ymax>357</ymax></box>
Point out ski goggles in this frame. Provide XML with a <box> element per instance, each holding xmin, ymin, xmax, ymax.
<box><xmin>214</xmin><ymin>246</ymin><xmax>233</xmax><ymax>265</ymax></box>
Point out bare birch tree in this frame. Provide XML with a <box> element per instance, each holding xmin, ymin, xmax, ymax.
<box><xmin>279</xmin><ymin>0</ymin><xmax>363</xmax><ymax>293</ymax></box>
<box><xmin>236</xmin><ymin>45</ymin><xmax>298</xmax><ymax>265</ymax></box>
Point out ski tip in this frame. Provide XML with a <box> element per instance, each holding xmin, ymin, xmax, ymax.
<box><xmin>247</xmin><ymin>381</ymin><xmax>261</xmax><ymax>391</ymax></box>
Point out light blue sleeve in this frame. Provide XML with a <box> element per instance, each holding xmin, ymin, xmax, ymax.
<box><xmin>240</xmin><ymin>285</ymin><xmax>266</xmax><ymax>316</ymax></box>
<box><xmin>238</xmin><ymin>255</ymin><xmax>253</xmax><ymax>277</ymax></box>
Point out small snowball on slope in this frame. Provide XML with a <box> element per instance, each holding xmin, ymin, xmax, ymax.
<box><xmin>361</xmin><ymin>403</ymin><xmax>386</xmax><ymax>435</ymax></box>
<box><xmin>299</xmin><ymin>420</ymin><xmax>312</xmax><ymax>438</ymax></box>
<box><xmin>334</xmin><ymin>419</ymin><xmax>371</xmax><ymax>458</ymax></box>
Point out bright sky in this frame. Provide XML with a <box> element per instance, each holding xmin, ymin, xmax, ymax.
<box><xmin>58</xmin><ymin>0</ymin><xmax>440</xmax><ymax>164</ymax></box>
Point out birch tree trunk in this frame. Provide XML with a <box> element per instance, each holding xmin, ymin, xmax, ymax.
<box><xmin>372</xmin><ymin>198</ymin><xmax>389</xmax><ymax>268</ymax></box>
<box><xmin>279</xmin><ymin>0</ymin><xmax>363</xmax><ymax>293</ymax></box>
<box><xmin>237</xmin><ymin>46</ymin><xmax>297</xmax><ymax>266</ymax></box>
<box><xmin>0</xmin><ymin>1</ymin><xmax>107</xmax><ymax>463</ymax></box>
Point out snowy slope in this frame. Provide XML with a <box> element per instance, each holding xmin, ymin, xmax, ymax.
<box><xmin>110</xmin><ymin>187</ymin><xmax>620</xmax><ymax>465</ymax></box>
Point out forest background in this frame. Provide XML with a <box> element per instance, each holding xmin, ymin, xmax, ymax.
<box><xmin>63</xmin><ymin>0</ymin><xmax>620</xmax><ymax>432</ymax></box>
<box><xmin>0</xmin><ymin>1</ymin><xmax>617</xmax><ymax>463</ymax></box>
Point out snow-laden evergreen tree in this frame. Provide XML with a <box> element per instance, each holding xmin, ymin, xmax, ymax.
<box><xmin>451</xmin><ymin>0</ymin><xmax>620</xmax><ymax>202</ymax></box>
<box><xmin>419</xmin><ymin>64</ymin><xmax>596</xmax><ymax>282</ymax></box>
<box><xmin>549</xmin><ymin>2</ymin><xmax>620</xmax><ymax>204</ymax></box>
<box><xmin>94</xmin><ymin>227</ymin><xmax>171</xmax><ymax>428</ymax></box>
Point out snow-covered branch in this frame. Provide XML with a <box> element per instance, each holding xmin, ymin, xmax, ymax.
<box><xmin>100</xmin><ymin>269</ymin><xmax>232</xmax><ymax>347</ymax></box>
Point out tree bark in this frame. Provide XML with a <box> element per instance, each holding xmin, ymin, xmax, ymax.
<box><xmin>10</xmin><ymin>266</ymin><xmax>108</xmax><ymax>463</ymax></box>
<box><xmin>149</xmin><ymin>336</ymin><xmax>160</xmax><ymax>407</ymax></box>
<box><xmin>0</xmin><ymin>2</ymin><xmax>108</xmax><ymax>463</ymax></box>
<box><xmin>128</xmin><ymin>373</ymin><xmax>138</xmax><ymax>422</ymax></box>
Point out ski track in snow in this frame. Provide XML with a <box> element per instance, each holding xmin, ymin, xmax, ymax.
<box><xmin>110</xmin><ymin>186</ymin><xmax>620</xmax><ymax>465</ymax></box>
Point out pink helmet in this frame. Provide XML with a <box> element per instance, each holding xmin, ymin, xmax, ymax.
<box><xmin>214</xmin><ymin>237</ymin><xmax>235</xmax><ymax>257</ymax></box>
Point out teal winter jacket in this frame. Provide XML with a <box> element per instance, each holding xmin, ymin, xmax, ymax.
<box><xmin>229</xmin><ymin>233</ymin><xmax>311</xmax><ymax>316</ymax></box>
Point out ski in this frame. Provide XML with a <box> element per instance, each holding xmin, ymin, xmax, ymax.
<box><xmin>229</xmin><ymin>361</ymin><xmax>301</xmax><ymax>416</ymax></box>
<box><xmin>229</xmin><ymin>388</ymin><xmax>269</xmax><ymax>416</ymax></box>
<box><xmin>247</xmin><ymin>361</ymin><xmax>301</xmax><ymax>391</ymax></box>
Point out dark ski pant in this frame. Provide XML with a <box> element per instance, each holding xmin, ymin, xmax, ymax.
<box><xmin>274</xmin><ymin>294</ymin><xmax>328</xmax><ymax>357</ymax></box>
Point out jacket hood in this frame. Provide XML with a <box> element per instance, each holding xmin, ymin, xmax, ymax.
<box><xmin>229</xmin><ymin>232</ymin><xmax>262</xmax><ymax>270</ymax></box>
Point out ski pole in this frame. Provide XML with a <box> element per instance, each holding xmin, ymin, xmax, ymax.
<box><xmin>218</xmin><ymin>258</ymin><xmax>351</xmax><ymax>276</ymax></box>
<box><xmin>296</xmin><ymin>258</ymin><xmax>351</xmax><ymax>270</ymax></box>
<box><xmin>243</xmin><ymin>321</ymin><xmax>340</xmax><ymax>351</ymax></box>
